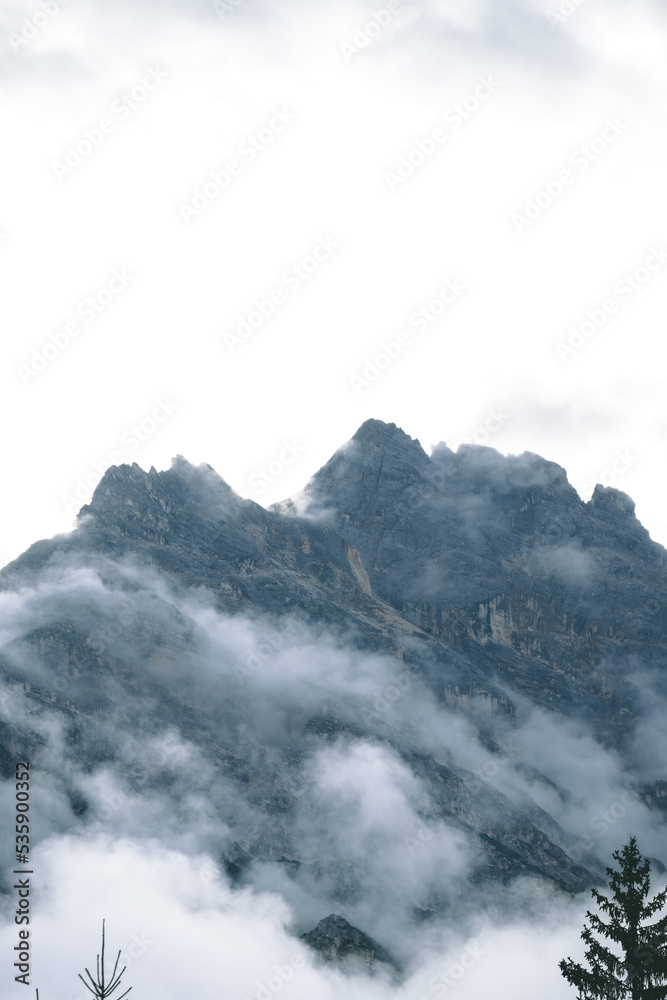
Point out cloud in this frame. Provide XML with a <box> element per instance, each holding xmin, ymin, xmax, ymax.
<box><xmin>4</xmin><ymin>0</ymin><xmax>666</xmax><ymax>93</ymax></box>
<box><xmin>0</xmin><ymin>831</ymin><xmax>625</xmax><ymax>1000</ymax></box>
<box><xmin>530</xmin><ymin>540</ymin><xmax>597</xmax><ymax>584</ymax></box>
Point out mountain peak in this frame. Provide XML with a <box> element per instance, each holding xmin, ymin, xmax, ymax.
<box><xmin>297</xmin><ymin>420</ymin><xmax>430</xmax><ymax>521</ymax></box>
<box><xmin>77</xmin><ymin>456</ymin><xmax>235</xmax><ymax>524</ymax></box>
<box><xmin>351</xmin><ymin>418</ymin><xmax>427</xmax><ymax>455</ymax></box>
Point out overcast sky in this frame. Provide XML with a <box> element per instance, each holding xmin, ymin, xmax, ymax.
<box><xmin>1</xmin><ymin>0</ymin><xmax>666</xmax><ymax>565</ymax></box>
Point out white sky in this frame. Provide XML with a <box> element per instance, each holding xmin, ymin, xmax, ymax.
<box><xmin>1</xmin><ymin>0</ymin><xmax>667</xmax><ymax>566</ymax></box>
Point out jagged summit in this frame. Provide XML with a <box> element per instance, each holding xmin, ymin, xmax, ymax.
<box><xmin>351</xmin><ymin>418</ymin><xmax>429</xmax><ymax>456</ymax></box>
<box><xmin>78</xmin><ymin>455</ymin><xmax>238</xmax><ymax>523</ymax></box>
<box><xmin>62</xmin><ymin>422</ymin><xmax>640</xmax><ymax>546</ymax></box>
<box><xmin>292</xmin><ymin>419</ymin><xmax>432</xmax><ymax>522</ymax></box>
<box><xmin>295</xmin><ymin>421</ymin><xmax>580</xmax><ymax>529</ymax></box>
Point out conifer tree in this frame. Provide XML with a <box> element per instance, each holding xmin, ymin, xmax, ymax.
<box><xmin>34</xmin><ymin>920</ymin><xmax>131</xmax><ymax>1000</ymax></box>
<box><xmin>560</xmin><ymin>836</ymin><xmax>667</xmax><ymax>1000</ymax></box>
<box><xmin>78</xmin><ymin>920</ymin><xmax>132</xmax><ymax>1000</ymax></box>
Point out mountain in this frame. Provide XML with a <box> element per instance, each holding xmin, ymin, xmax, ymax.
<box><xmin>1</xmin><ymin>420</ymin><xmax>665</xmax><ymax>967</ymax></box>
<box><xmin>275</xmin><ymin>419</ymin><xmax>667</xmax><ymax>747</ymax></box>
<box><xmin>300</xmin><ymin>914</ymin><xmax>400</xmax><ymax>975</ymax></box>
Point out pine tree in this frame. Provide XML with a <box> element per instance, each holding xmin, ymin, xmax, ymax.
<box><xmin>560</xmin><ymin>836</ymin><xmax>667</xmax><ymax>1000</ymax></box>
<box><xmin>34</xmin><ymin>920</ymin><xmax>131</xmax><ymax>1000</ymax></box>
<box><xmin>78</xmin><ymin>920</ymin><xmax>132</xmax><ymax>1000</ymax></box>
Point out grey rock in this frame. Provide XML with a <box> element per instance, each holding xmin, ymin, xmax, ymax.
<box><xmin>300</xmin><ymin>914</ymin><xmax>399</xmax><ymax>974</ymax></box>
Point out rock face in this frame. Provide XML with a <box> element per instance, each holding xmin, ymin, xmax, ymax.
<box><xmin>277</xmin><ymin>419</ymin><xmax>667</xmax><ymax>748</ymax></box>
<box><xmin>0</xmin><ymin>419</ymin><xmax>665</xmax><ymax>957</ymax></box>
<box><xmin>300</xmin><ymin>915</ymin><xmax>399</xmax><ymax>975</ymax></box>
